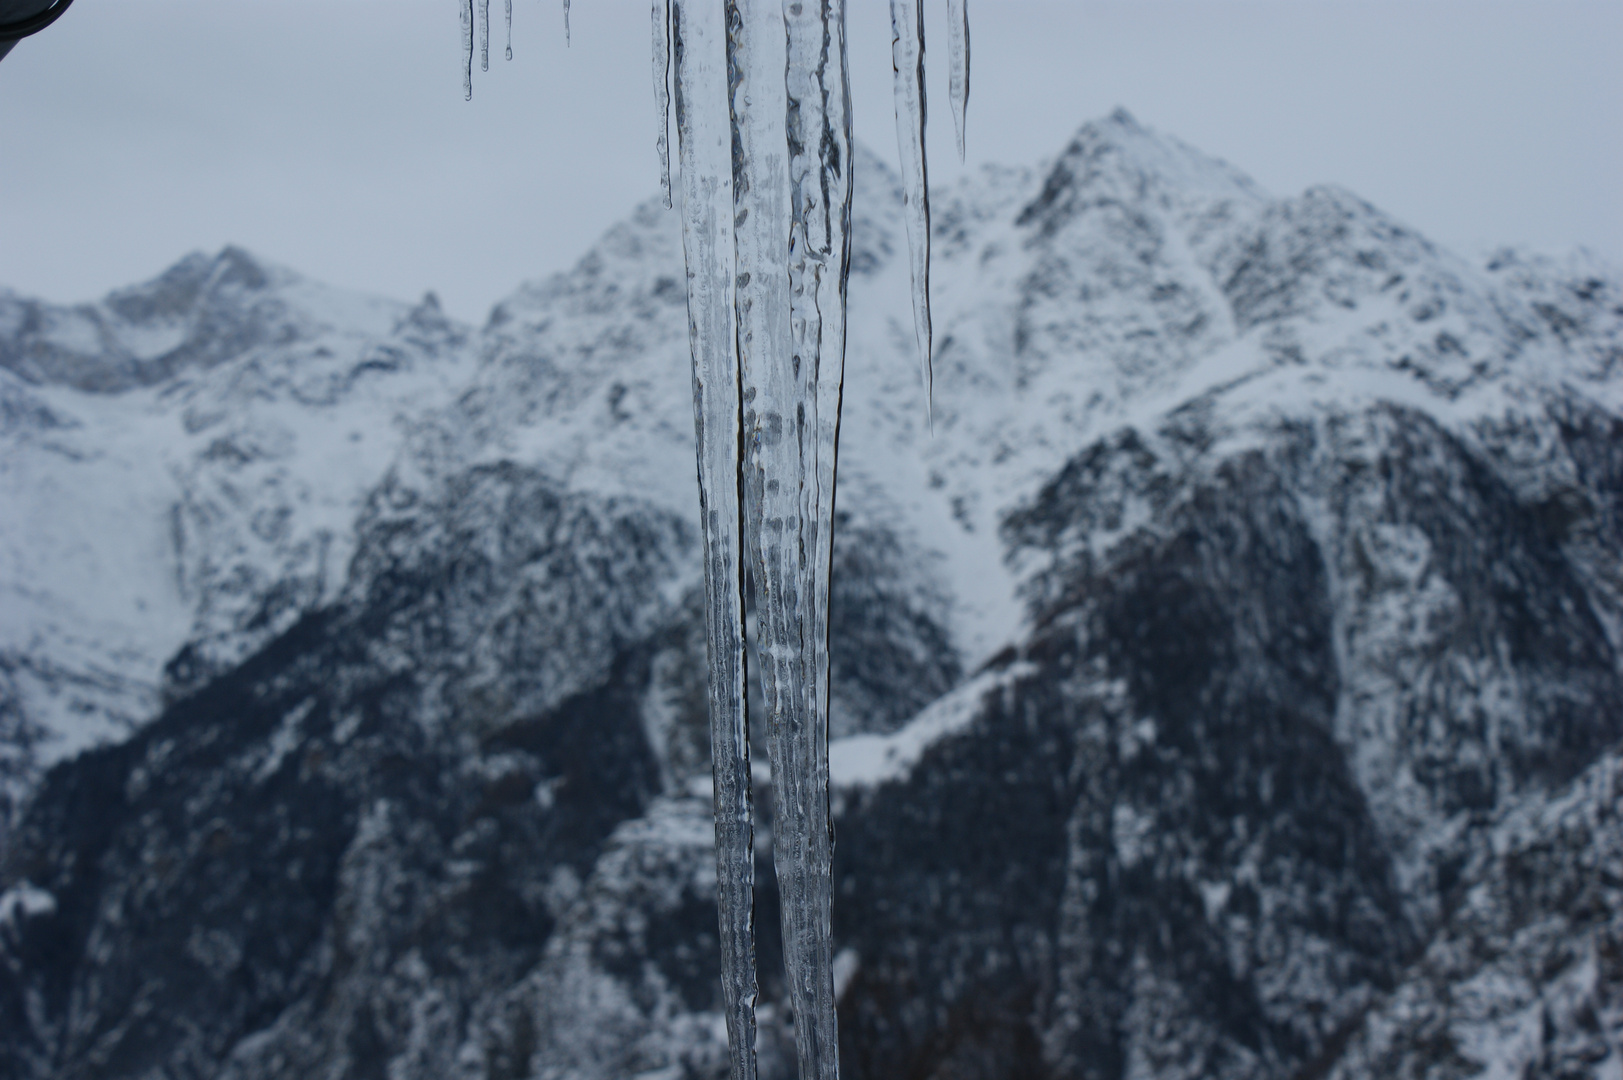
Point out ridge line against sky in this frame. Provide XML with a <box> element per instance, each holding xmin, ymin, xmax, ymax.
<box><xmin>1</xmin><ymin>0</ymin><xmax>1619</xmax><ymax>325</ymax></box>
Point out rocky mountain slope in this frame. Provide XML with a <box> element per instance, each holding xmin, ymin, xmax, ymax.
<box><xmin>0</xmin><ymin>110</ymin><xmax>1618</xmax><ymax>1079</ymax></box>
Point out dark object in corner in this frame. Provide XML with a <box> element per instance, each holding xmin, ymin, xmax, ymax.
<box><xmin>0</xmin><ymin>0</ymin><xmax>75</xmax><ymax>64</ymax></box>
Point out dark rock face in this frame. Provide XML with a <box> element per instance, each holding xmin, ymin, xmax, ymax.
<box><xmin>827</xmin><ymin>393</ymin><xmax>1623</xmax><ymax>1079</ymax></box>
<box><xmin>837</xmin><ymin>448</ymin><xmax>1405</xmax><ymax>1080</ymax></box>
<box><xmin>0</xmin><ymin>113</ymin><xmax>1620</xmax><ymax>1079</ymax></box>
<box><xmin>0</xmin><ymin>466</ymin><xmax>691</xmax><ymax>1079</ymax></box>
<box><xmin>828</xmin><ymin>516</ymin><xmax>963</xmax><ymax>738</ymax></box>
<box><xmin>1324</xmin><ymin>751</ymin><xmax>1623</xmax><ymax>1080</ymax></box>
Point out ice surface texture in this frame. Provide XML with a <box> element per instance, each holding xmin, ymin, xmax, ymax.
<box><xmin>671</xmin><ymin>2</ymin><xmax>758</xmax><ymax>1076</ymax></box>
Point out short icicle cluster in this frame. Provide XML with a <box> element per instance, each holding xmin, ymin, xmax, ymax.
<box><xmin>459</xmin><ymin>2</ymin><xmax>968</xmax><ymax>1074</ymax></box>
<box><xmin>458</xmin><ymin>0</ymin><xmax>503</xmax><ymax>100</ymax></box>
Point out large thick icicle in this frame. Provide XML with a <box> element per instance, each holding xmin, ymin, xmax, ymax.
<box><xmin>652</xmin><ymin>0</ymin><xmax>673</xmax><ymax>209</ymax></box>
<box><xmin>671</xmin><ymin>2</ymin><xmax>757</xmax><ymax>1078</ymax></box>
<box><xmin>948</xmin><ymin>0</ymin><xmax>970</xmax><ymax>159</ymax></box>
<box><xmin>775</xmin><ymin>0</ymin><xmax>852</xmax><ymax>1075</ymax></box>
<box><xmin>889</xmin><ymin>0</ymin><xmax>932</xmax><ymax>419</ymax></box>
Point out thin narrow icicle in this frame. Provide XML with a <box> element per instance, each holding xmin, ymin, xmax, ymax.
<box><xmin>459</xmin><ymin>0</ymin><xmax>474</xmax><ymax>100</ymax></box>
<box><xmin>947</xmin><ymin>0</ymin><xmax>970</xmax><ymax>160</ymax></box>
<box><xmin>890</xmin><ymin>0</ymin><xmax>932</xmax><ymax>422</ymax></box>
<box><xmin>504</xmin><ymin>0</ymin><xmax>513</xmax><ymax>60</ymax></box>
<box><xmin>778</xmin><ymin>0</ymin><xmax>852</xmax><ymax>1075</ymax></box>
<box><xmin>479</xmin><ymin>0</ymin><xmax>490</xmax><ymax>71</ymax></box>
<box><xmin>671</xmin><ymin>3</ymin><xmax>756</xmax><ymax>1079</ymax></box>
<box><xmin>651</xmin><ymin>0</ymin><xmax>673</xmax><ymax>209</ymax></box>
<box><xmin>563</xmin><ymin>0</ymin><xmax>571</xmax><ymax>45</ymax></box>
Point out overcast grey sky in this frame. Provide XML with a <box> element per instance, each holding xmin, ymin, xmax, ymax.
<box><xmin>1</xmin><ymin>0</ymin><xmax>1619</xmax><ymax>324</ymax></box>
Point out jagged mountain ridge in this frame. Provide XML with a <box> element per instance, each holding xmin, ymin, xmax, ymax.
<box><xmin>0</xmin><ymin>249</ymin><xmax>472</xmax><ymax>821</ymax></box>
<box><xmin>0</xmin><ymin>110</ymin><xmax>1619</xmax><ymax>1079</ymax></box>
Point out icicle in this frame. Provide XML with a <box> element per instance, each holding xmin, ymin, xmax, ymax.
<box><xmin>948</xmin><ymin>0</ymin><xmax>970</xmax><ymax>160</ymax></box>
<box><xmin>890</xmin><ymin>0</ymin><xmax>932</xmax><ymax>422</ymax></box>
<box><xmin>671</xmin><ymin>2</ymin><xmax>756</xmax><ymax>1079</ymax></box>
<box><xmin>479</xmin><ymin>0</ymin><xmax>490</xmax><ymax>72</ymax></box>
<box><xmin>460</xmin><ymin>0</ymin><xmax>474</xmax><ymax>100</ymax></box>
<box><xmin>652</xmin><ymin>0</ymin><xmax>673</xmax><ymax>209</ymax></box>
<box><xmin>777</xmin><ymin>0</ymin><xmax>851</xmax><ymax>1074</ymax></box>
<box><xmin>504</xmin><ymin>0</ymin><xmax>513</xmax><ymax>61</ymax></box>
<box><xmin>725</xmin><ymin>2</ymin><xmax>791</xmax><ymax>1070</ymax></box>
<box><xmin>563</xmin><ymin>0</ymin><xmax>571</xmax><ymax>45</ymax></box>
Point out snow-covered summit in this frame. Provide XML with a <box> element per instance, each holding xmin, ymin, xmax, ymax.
<box><xmin>0</xmin><ymin>247</ymin><xmax>415</xmax><ymax>394</ymax></box>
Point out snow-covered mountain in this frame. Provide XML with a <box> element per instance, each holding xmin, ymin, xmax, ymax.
<box><xmin>0</xmin><ymin>249</ymin><xmax>471</xmax><ymax>818</ymax></box>
<box><xmin>0</xmin><ymin>110</ymin><xmax>1618</xmax><ymax>1080</ymax></box>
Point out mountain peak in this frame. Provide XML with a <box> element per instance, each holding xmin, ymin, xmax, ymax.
<box><xmin>1107</xmin><ymin>104</ymin><xmax>1141</xmax><ymax>128</ymax></box>
<box><xmin>1017</xmin><ymin>110</ymin><xmax>1268</xmax><ymax>237</ymax></box>
<box><xmin>205</xmin><ymin>245</ymin><xmax>274</xmax><ymax>292</ymax></box>
<box><xmin>0</xmin><ymin>246</ymin><xmax>408</xmax><ymax>393</ymax></box>
<box><xmin>99</xmin><ymin>247</ymin><xmax>280</xmax><ymax>328</ymax></box>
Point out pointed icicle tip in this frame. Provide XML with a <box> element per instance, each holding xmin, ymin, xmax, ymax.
<box><xmin>460</xmin><ymin>0</ymin><xmax>474</xmax><ymax>100</ymax></box>
<box><xmin>650</xmin><ymin>0</ymin><xmax>672</xmax><ymax>210</ymax></box>
<box><xmin>891</xmin><ymin>0</ymin><xmax>934</xmax><ymax>425</ymax></box>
